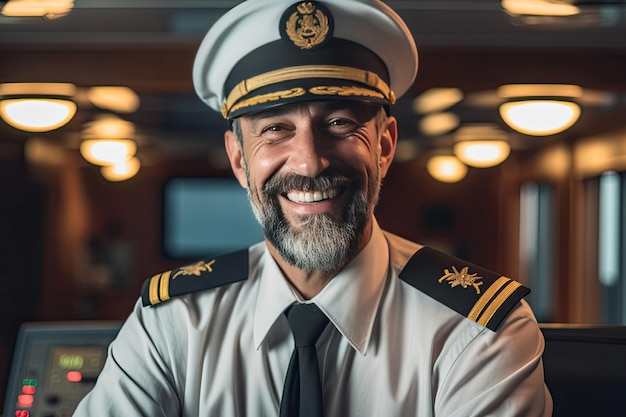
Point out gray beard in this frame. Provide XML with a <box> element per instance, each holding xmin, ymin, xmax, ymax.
<box><xmin>247</xmin><ymin>172</ymin><xmax>378</xmax><ymax>273</ymax></box>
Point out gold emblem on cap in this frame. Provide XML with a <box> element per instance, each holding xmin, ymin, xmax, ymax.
<box><xmin>439</xmin><ymin>266</ymin><xmax>484</xmax><ymax>294</ymax></box>
<box><xmin>285</xmin><ymin>2</ymin><xmax>330</xmax><ymax>49</ymax></box>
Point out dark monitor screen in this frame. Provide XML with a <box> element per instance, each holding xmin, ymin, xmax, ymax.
<box><xmin>163</xmin><ymin>177</ymin><xmax>264</xmax><ymax>259</ymax></box>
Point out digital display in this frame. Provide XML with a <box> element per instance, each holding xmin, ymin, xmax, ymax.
<box><xmin>50</xmin><ymin>347</ymin><xmax>106</xmax><ymax>373</ymax></box>
<box><xmin>58</xmin><ymin>354</ymin><xmax>84</xmax><ymax>370</ymax></box>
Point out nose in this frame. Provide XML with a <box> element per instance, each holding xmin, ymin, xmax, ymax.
<box><xmin>286</xmin><ymin>128</ymin><xmax>331</xmax><ymax>177</ymax></box>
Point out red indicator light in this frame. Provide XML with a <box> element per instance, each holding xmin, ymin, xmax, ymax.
<box><xmin>66</xmin><ymin>371</ymin><xmax>83</xmax><ymax>383</ymax></box>
<box><xmin>16</xmin><ymin>410</ymin><xmax>30</xmax><ymax>417</ymax></box>
<box><xmin>21</xmin><ymin>386</ymin><xmax>36</xmax><ymax>395</ymax></box>
<box><xmin>17</xmin><ymin>394</ymin><xmax>34</xmax><ymax>408</ymax></box>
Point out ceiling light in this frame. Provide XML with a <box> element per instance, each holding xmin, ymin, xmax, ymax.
<box><xmin>419</xmin><ymin>112</ymin><xmax>460</xmax><ymax>136</ymax></box>
<box><xmin>501</xmin><ymin>0</ymin><xmax>580</xmax><ymax>17</ymax></box>
<box><xmin>0</xmin><ymin>83</ymin><xmax>77</xmax><ymax>132</ymax></box>
<box><xmin>499</xmin><ymin>100</ymin><xmax>581</xmax><ymax>136</ymax></box>
<box><xmin>101</xmin><ymin>157</ymin><xmax>141</xmax><ymax>182</ymax></box>
<box><xmin>453</xmin><ymin>124</ymin><xmax>511</xmax><ymax>168</ymax></box>
<box><xmin>80</xmin><ymin>139</ymin><xmax>137</xmax><ymax>166</ymax></box>
<box><xmin>454</xmin><ymin>140</ymin><xmax>511</xmax><ymax>168</ymax></box>
<box><xmin>80</xmin><ymin>115</ymin><xmax>137</xmax><ymax>166</ymax></box>
<box><xmin>0</xmin><ymin>98</ymin><xmax>76</xmax><ymax>132</ymax></box>
<box><xmin>498</xmin><ymin>84</ymin><xmax>583</xmax><ymax>99</ymax></box>
<box><xmin>1</xmin><ymin>0</ymin><xmax>74</xmax><ymax>18</ymax></box>
<box><xmin>497</xmin><ymin>84</ymin><xmax>582</xmax><ymax>136</ymax></box>
<box><xmin>82</xmin><ymin>114</ymin><xmax>135</xmax><ymax>140</ymax></box>
<box><xmin>87</xmin><ymin>86</ymin><xmax>140</xmax><ymax>113</ymax></box>
<box><xmin>413</xmin><ymin>88</ymin><xmax>464</xmax><ymax>114</ymax></box>
<box><xmin>427</xmin><ymin>155</ymin><xmax>468</xmax><ymax>183</ymax></box>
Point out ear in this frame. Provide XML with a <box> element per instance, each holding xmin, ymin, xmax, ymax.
<box><xmin>224</xmin><ymin>130</ymin><xmax>248</xmax><ymax>188</ymax></box>
<box><xmin>378</xmin><ymin>115</ymin><xmax>398</xmax><ymax>178</ymax></box>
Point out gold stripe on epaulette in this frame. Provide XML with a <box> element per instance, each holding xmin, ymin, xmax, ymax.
<box><xmin>149</xmin><ymin>273</ymin><xmax>162</xmax><ymax>305</ymax></box>
<box><xmin>159</xmin><ymin>270</ymin><xmax>172</xmax><ymax>303</ymax></box>
<box><xmin>468</xmin><ymin>276</ymin><xmax>511</xmax><ymax>323</ymax></box>
<box><xmin>477</xmin><ymin>280</ymin><xmax>522</xmax><ymax>327</ymax></box>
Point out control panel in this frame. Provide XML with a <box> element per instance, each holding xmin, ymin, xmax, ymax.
<box><xmin>3</xmin><ymin>321</ymin><xmax>121</xmax><ymax>417</ymax></box>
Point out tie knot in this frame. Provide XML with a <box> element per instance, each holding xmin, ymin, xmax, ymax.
<box><xmin>285</xmin><ymin>303</ymin><xmax>329</xmax><ymax>347</ymax></box>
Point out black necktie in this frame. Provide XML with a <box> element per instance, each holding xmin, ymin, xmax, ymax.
<box><xmin>279</xmin><ymin>303</ymin><xmax>329</xmax><ymax>417</ymax></box>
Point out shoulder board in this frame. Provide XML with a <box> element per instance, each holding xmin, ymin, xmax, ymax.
<box><xmin>141</xmin><ymin>249</ymin><xmax>249</xmax><ymax>307</ymax></box>
<box><xmin>399</xmin><ymin>246</ymin><xmax>530</xmax><ymax>331</ymax></box>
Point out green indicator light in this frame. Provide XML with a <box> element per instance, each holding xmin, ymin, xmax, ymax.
<box><xmin>22</xmin><ymin>378</ymin><xmax>37</xmax><ymax>387</ymax></box>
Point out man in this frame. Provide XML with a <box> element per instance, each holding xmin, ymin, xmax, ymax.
<box><xmin>75</xmin><ymin>0</ymin><xmax>552</xmax><ymax>416</ymax></box>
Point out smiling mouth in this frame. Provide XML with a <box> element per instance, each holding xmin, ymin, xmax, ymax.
<box><xmin>285</xmin><ymin>187</ymin><xmax>340</xmax><ymax>203</ymax></box>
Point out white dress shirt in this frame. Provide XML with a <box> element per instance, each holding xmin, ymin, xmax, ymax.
<box><xmin>74</xmin><ymin>220</ymin><xmax>552</xmax><ymax>416</ymax></box>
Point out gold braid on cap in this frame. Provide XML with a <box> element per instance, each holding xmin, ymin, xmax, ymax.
<box><xmin>221</xmin><ymin>64</ymin><xmax>395</xmax><ymax>118</ymax></box>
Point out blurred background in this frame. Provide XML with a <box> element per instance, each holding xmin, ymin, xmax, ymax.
<box><xmin>1</xmin><ymin>0</ymin><xmax>626</xmax><ymax>406</ymax></box>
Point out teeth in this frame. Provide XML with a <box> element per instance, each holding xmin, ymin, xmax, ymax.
<box><xmin>286</xmin><ymin>188</ymin><xmax>338</xmax><ymax>203</ymax></box>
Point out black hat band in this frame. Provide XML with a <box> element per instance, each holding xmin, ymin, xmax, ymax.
<box><xmin>222</xmin><ymin>64</ymin><xmax>394</xmax><ymax>118</ymax></box>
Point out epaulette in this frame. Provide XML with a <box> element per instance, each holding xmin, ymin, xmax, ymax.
<box><xmin>141</xmin><ymin>249</ymin><xmax>249</xmax><ymax>307</ymax></box>
<box><xmin>399</xmin><ymin>246</ymin><xmax>530</xmax><ymax>331</ymax></box>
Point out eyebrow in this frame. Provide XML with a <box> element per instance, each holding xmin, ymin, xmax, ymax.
<box><xmin>246</xmin><ymin>101</ymin><xmax>378</xmax><ymax>130</ymax></box>
<box><xmin>247</xmin><ymin>106</ymin><xmax>293</xmax><ymax>129</ymax></box>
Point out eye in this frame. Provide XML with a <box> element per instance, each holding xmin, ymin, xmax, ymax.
<box><xmin>327</xmin><ymin>117</ymin><xmax>357</xmax><ymax>132</ymax></box>
<box><xmin>325</xmin><ymin>118</ymin><xmax>361</xmax><ymax>138</ymax></box>
<box><xmin>261</xmin><ymin>124</ymin><xmax>285</xmax><ymax>133</ymax></box>
<box><xmin>258</xmin><ymin>123</ymin><xmax>295</xmax><ymax>142</ymax></box>
<box><xmin>329</xmin><ymin>118</ymin><xmax>351</xmax><ymax>126</ymax></box>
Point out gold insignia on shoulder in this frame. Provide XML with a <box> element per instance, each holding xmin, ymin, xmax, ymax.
<box><xmin>439</xmin><ymin>266</ymin><xmax>484</xmax><ymax>294</ymax></box>
<box><xmin>172</xmin><ymin>259</ymin><xmax>216</xmax><ymax>279</ymax></box>
<box><xmin>285</xmin><ymin>2</ymin><xmax>330</xmax><ymax>49</ymax></box>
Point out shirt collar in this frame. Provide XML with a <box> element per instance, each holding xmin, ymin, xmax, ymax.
<box><xmin>253</xmin><ymin>219</ymin><xmax>390</xmax><ymax>356</ymax></box>
<box><xmin>253</xmin><ymin>245</ymin><xmax>298</xmax><ymax>349</ymax></box>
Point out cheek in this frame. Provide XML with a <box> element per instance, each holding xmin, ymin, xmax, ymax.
<box><xmin>340</xmin><ymin>129</ymin><xmax>380</xmax><ymax>167</ymax></box>
<box><xmin>244</xmin><ymin>149</ymin><xmax>283</xmax><ymax>193</ymax></box>
<box><xmin>257</xmin><ymin>156</ymin><xmax>279</xmax><ymax>173</ymax></box>
<box><xmin>247</xmin><ymin>139</ymin><xmax>299</xmax><ymax>175</ymax></box>
<box><xmin>345</xmin><ymin>145</ymin><xmax>379</xmax><ymax>180</ymax></box>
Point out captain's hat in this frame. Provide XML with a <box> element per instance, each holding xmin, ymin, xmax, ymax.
<box><xmin>193</xmin><ymin>0</ymin><xmax>418</xmax><ymax>119</ymax></box>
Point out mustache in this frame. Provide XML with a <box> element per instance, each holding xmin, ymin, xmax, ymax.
<box><xmin>263</xmin><ymin>171</ymin><xmax>356</xmax><ymax>196</ymax></box>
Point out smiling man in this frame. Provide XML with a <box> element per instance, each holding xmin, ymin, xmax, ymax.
<box><xmin>227</xmin><ymin>101</ymin><xmax>391</xmax><ymax>298</ymax></box>
<box><xmin>74</xmin><ymin>1</ymin><xmax>552</xmax><ymax>416</ymax></box>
